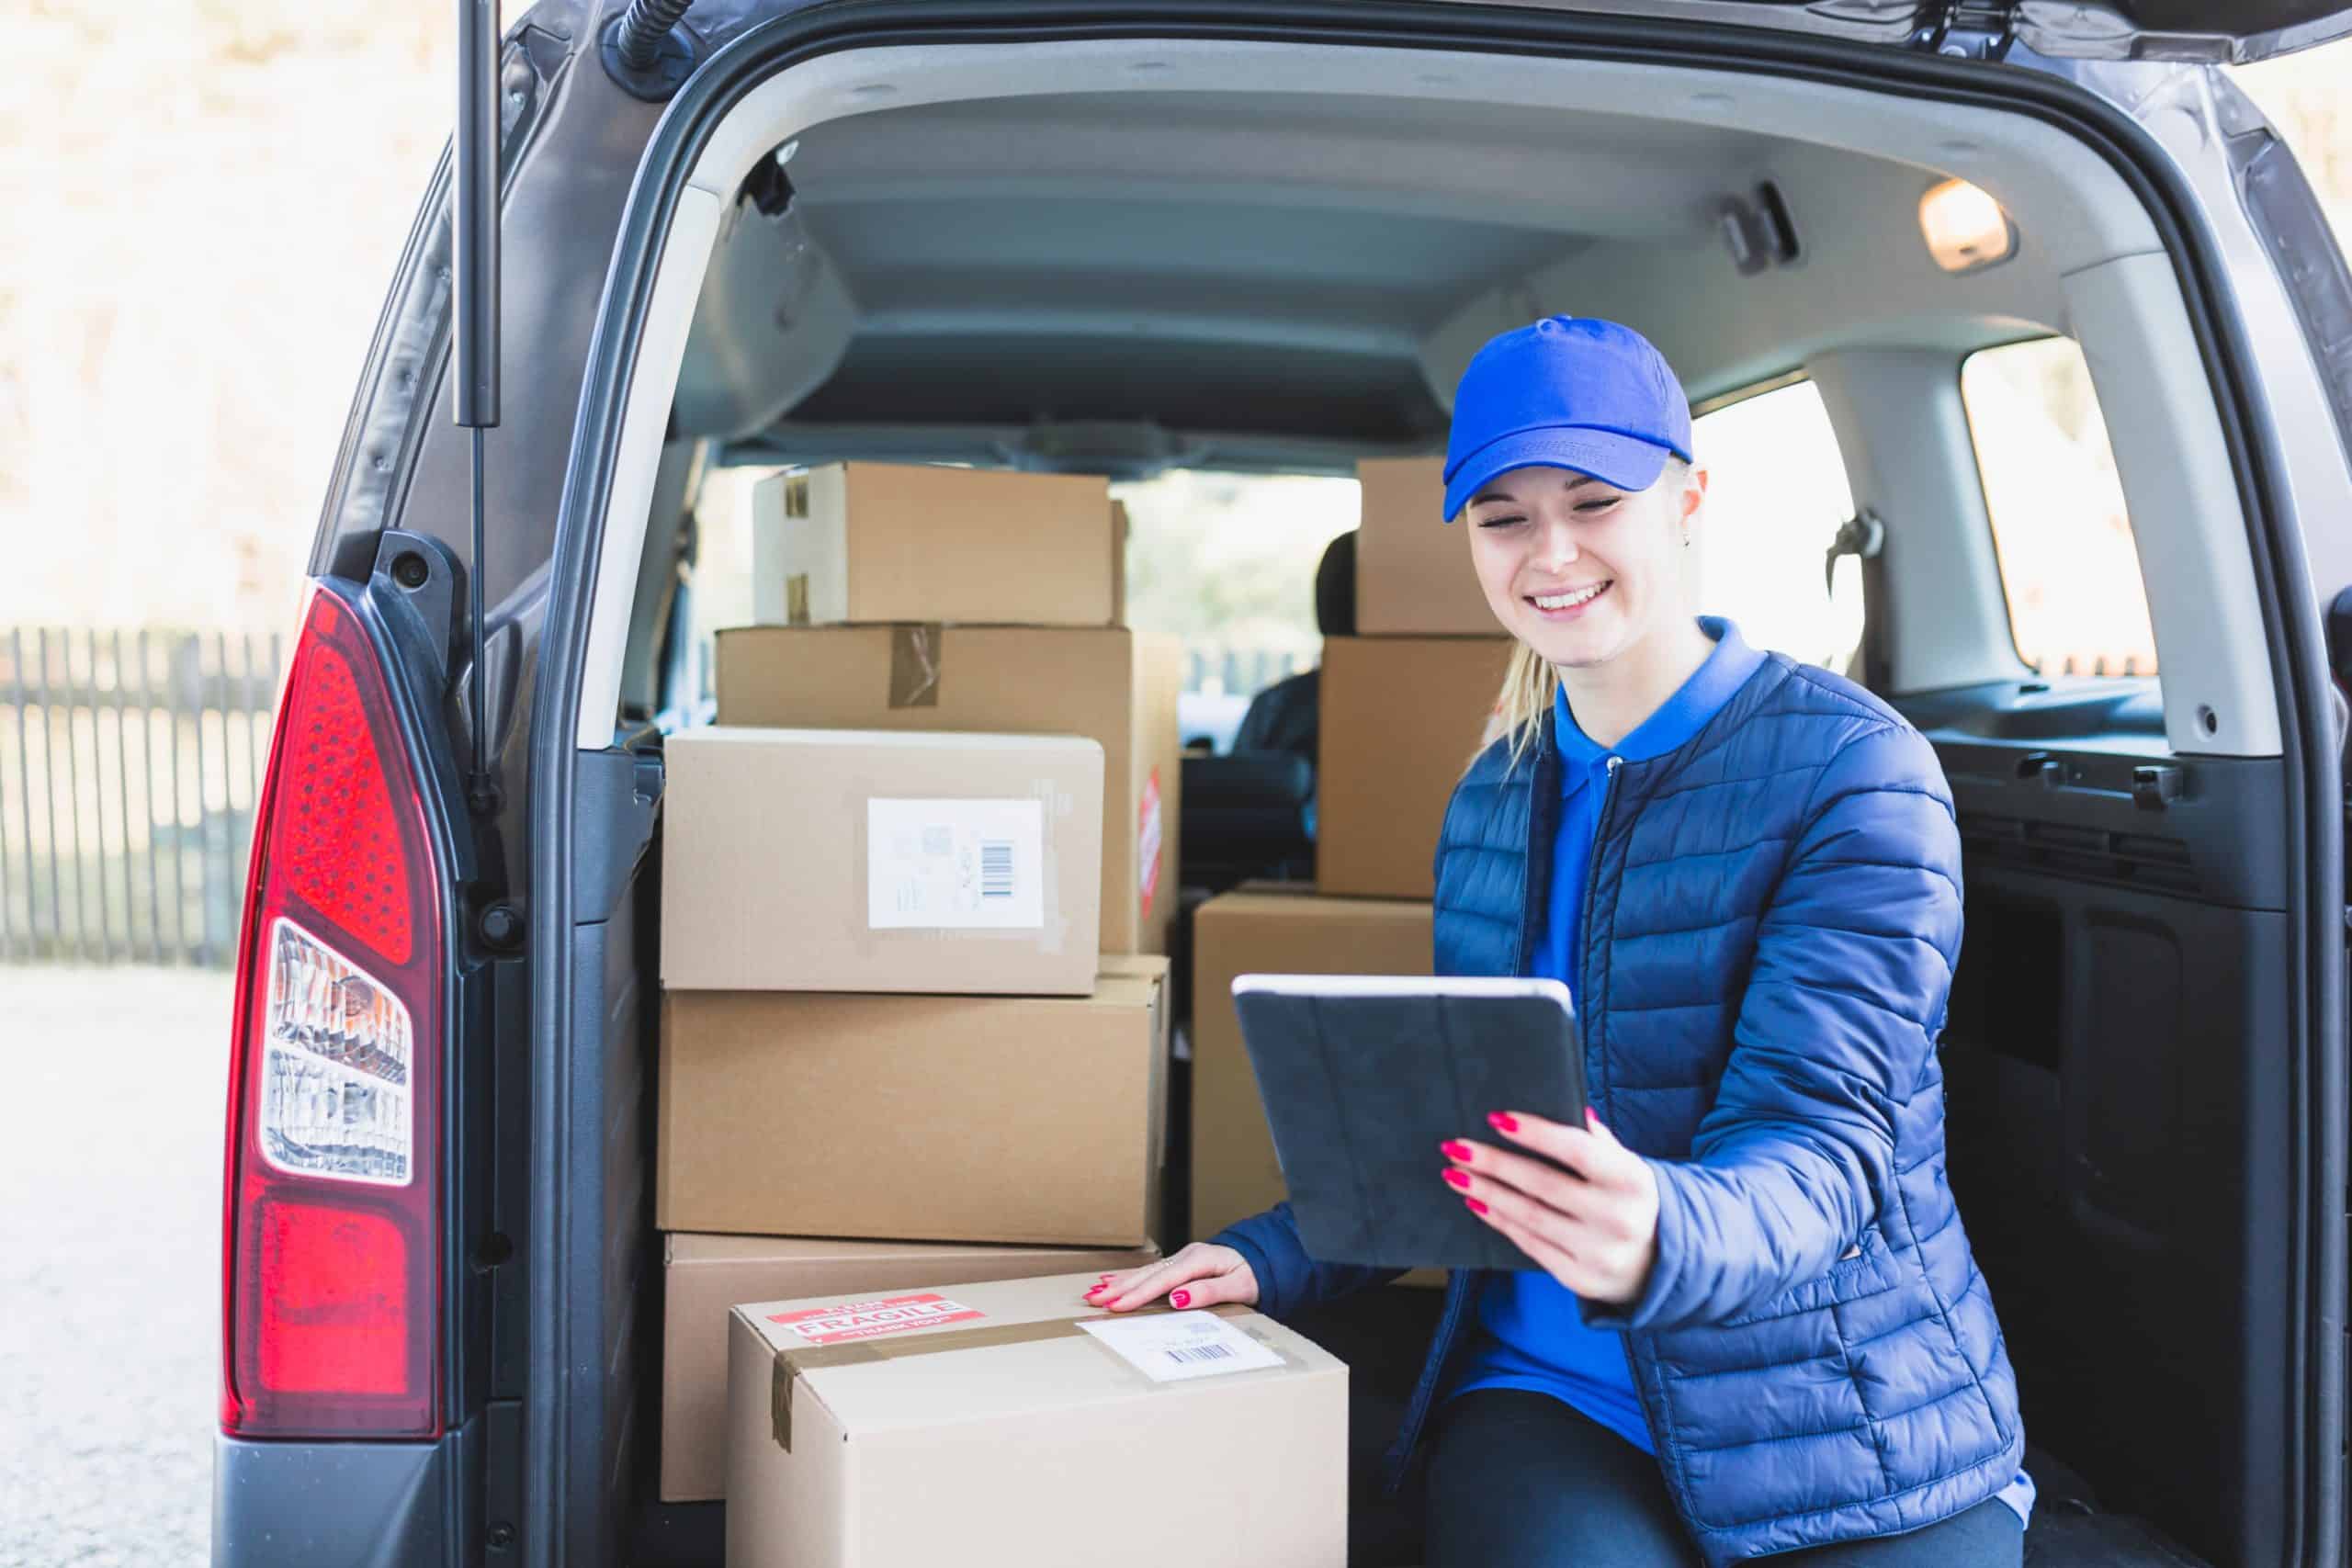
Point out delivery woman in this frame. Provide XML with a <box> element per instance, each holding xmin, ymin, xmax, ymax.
<box><xmin>1089</xmin><ymin>317</ymin><xmax>2032</xmax><ymax>1566</ymax></box>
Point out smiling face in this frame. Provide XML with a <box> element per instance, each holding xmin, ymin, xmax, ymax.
<box><xmin>1460</xmin><ymin>460</ymin><xmax>1704</xmax><ymax>671</ymax></box>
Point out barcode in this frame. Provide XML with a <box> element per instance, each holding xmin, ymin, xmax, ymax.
<box><xmin>979</xmin><ymin>840</ymin><xmax>1014</xmax><ymax>899</ymax></box>
<box><xmin>1165</xmin><ymin>1344</ymin><xmax>1234</xmax><ymax>1365</ymax></box>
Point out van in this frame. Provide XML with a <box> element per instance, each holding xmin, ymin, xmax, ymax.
<box><xmin>211</xmin><ymin>3</ymin><xmax>2352</xmax><ymax>1565</ymax></box>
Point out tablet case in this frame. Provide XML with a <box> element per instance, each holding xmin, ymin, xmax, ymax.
<box><xmin>1231</xmin><ymin>976</ymin><xmax>1590</xmax><ymax>1272</ymax></box>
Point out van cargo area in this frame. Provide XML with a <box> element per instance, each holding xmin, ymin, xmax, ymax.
<box><xmin>560</xmin><ymin>42</ymin><xmax>2314</xmax><ymax>1565</ymax></box>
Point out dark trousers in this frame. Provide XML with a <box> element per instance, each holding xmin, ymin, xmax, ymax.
<box><xmin>1424</xmin><ymin>1389</ymin><xmax>2025</xmax><ymax>1568</ymax></box>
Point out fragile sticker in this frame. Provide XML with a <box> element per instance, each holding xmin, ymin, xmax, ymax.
<box><xmin>1078</xmin><ymin>1311</ymin><xmax>1284</xmax><ymax>1383</ymax></box>
<box><xmin>768</xmin><ymin>1293</ymin><xmax>985</xmax><ymax>1347</ymax></box>
<box><xmin>866</xmin><ymin>797</ymin><xmax>1045</xmax><ymax>931</ymax></box>
<box><xmin>1136</xmin><ymin>767</ymin><xmax>1162</xmax><ymax>921</ymax></box>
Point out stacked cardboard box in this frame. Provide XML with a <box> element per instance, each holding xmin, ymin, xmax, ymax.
<box><xmin>716</xmin><ymin>624</ymin><xmax>1182</xmax><ymax>955</ymax></box>
<box><xmin>658</xmin><ymin>465</ymin><xmax>1189</xmax><ymax>1508</ymax></box>
<box><xmin>662</xmin><ymin>1236</ymin><xmax>1159</xmax><ymax>1502</ymax></box>
<box><xmin>729</xmin><ymin>1274</ymin><xmax>1346</xmax><ymax>1565</ymax></box>
<box><xmin>1187</xmin><ymin>887</ymin><xmax>1438</xmax><ymax>1286</ymax></box>
<box><xmin>1317</xmin><ymin>457</ymin><xmax>1512</xmax><ymax>900</ymax></box>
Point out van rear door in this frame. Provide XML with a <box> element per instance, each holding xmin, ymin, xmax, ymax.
<box><xmin>1550</xmin><ymin>0</ymin><xmax>2352</xmax><ymax>61</ymax></box>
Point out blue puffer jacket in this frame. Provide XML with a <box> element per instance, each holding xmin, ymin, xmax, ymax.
<box><xmin>1214</xmin><ymin>649</ymin><xmax>2023</xmax><ymax>1564</ymax></box>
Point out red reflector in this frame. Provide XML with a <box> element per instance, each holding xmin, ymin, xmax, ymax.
<box><xmin>256</xmin><ymin>1199</ymin><xmax>410</xmax><ymax>1394</ymax></box>
<box><xmin>270</xmin><ymin>612</ymin><xmax>414</xmax><ymax>965</ymax></box>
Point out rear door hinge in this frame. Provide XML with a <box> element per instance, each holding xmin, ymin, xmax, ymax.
<box><xmin>1915</xmin><ymin>1</ymin><xmax>2016</xmax><ymax>60</ymax></box>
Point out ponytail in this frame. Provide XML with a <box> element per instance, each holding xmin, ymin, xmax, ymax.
<box><xmin>1491</xmin><ymin>638</ymin><xmax>1559</xmax><ymax>773</ymax></box>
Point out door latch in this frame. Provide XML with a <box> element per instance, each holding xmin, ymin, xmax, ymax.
<box><xmin>1916</xmin><ymin>1</ymin><xmax>2016</xmax><ymax>61</ymax></box>
<box><xmin>2132</xmin><ymin>763</ymin><xmax>2184</xmax><ymax>812</ymax></box>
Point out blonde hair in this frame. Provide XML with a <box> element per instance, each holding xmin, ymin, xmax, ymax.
<box><xmin>1490</xmin><ymin>639</ymin><xmax>1564</xmax><ymax>773</ymax></box>
<box><xmin>1462</xmin><ymin>456</ymin><xmax>1695</xmax><ymax>774</ymax></box>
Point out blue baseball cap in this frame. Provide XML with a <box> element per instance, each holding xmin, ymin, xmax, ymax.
<box><xmin>1442</xmin><ymin>316</ymin><xmax>1694</xmax><ymax>521</ymax></box>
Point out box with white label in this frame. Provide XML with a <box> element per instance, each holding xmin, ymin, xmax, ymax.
<box><xmin>726</xmin><ymin>1272</ymin><xmax>1346</xmax><ymax>1568</ymax></box>
<box><xmin>657</xmin><ymin>959</ymin><xmax>1170</xmax><ymax>1246</ymax></box>
<box><xmin>715</xmin><ymin>625</ymin><xmax>1183</xmax><ymax>955</ymax></box>
<box><xmin>659</xmin><ymin>728</ymin><xmax>1103</xmax><ymax>996</ymax></box>
<box><xmin>661</xmin><ymin>1234</ymin><xmax>1161</xmax><ymax>1501</ymax></box>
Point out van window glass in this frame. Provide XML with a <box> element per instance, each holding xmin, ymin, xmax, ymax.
<box><xmin>1960</xmin><ymin>336</ymin><xmax>2157</xmax><ymax>677</ymax></box>
<box><xmin>1689</xmin><ymin>378</ymin><xmax>1865</xmax><ymax>675</ymax></box>
<box><xmin>1114</xmin><ymin>469</ymin><xmax>1358</xmax><ymax>752</ymax></box>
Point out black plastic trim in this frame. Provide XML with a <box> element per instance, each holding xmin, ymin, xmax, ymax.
<box><xmin>526</xmin><ymin>8</ymin><xmax>2343</xmax><ymax>1567</ymax></box>
<box><xmin>214</xmin><ymin>1431</ymin><xmax>455</xmax><ymax>1566</ymax></box>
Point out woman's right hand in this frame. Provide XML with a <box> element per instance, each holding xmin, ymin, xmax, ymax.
<box><xmin>1085</xmin><ymin>1242</ymin><xmax>1259</xmax><ymax>1313</ymax></box>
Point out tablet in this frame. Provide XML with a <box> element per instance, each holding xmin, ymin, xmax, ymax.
<box><xmin>1230</xmin><ymin>974</ymin><xmax>1590</xmax><ymax>1272</ymax></box>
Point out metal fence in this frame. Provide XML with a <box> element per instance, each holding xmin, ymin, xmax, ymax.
<box><xmin>0</xmin><ymin>627</ymin><xmax>282</xmax><ymax>967</ymax></box>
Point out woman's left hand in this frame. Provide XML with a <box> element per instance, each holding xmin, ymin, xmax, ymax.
<box><xmin>1443</xmin><ymin>1110</ymin><xmax>1660</xmax><ymax>1308</ymax></box>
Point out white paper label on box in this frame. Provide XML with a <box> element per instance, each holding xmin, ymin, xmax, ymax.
<box><xmin>1078</xmin><ymin>1313</ymin><xmax>1284</xmax><ymax>1382</ymax></box>
<box><xmin>866</xmin><ymin>797</ymin><xmax>1045</xmax><ymax>930</ymax></box>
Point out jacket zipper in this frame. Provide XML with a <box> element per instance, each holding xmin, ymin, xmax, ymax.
<box><xmin>1584</xmin><ymin>755</ymin><xmax>1676</xmax><ymax>1478</ymax></box>
<box><xmin>1578</xmin><ymin>753</ymin><xmax>1623</xmax><ymax>1043</ymax></box>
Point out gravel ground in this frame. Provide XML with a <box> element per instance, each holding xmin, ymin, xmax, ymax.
<box><xmin>0</xmin><ymin>966</ymin><xmax>229</xmax><ymax>1568</ymax></box>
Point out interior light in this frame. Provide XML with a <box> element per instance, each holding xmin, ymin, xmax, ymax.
<box><xmin>1918</xmin><ymin>178</ymin><xmax>2016</xmax><ymax>274</ymax></box>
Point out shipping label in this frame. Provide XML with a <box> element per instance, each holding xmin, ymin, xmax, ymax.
<box><xmin>866</xmin><ymin>797</ymin><xmax>1045</xmax><ymax>930</ymax></box>
<box><xmin>767</xmin><ymin>1293</ymin><xmax>986</xmax><ymax>1347</ymax></box>
<box><xmin>1078</xmin><ymin>1312</ymin><xmax>1284</xmax><ymax>1383</ymax></box>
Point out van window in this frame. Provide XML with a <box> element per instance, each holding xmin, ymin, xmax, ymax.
<box><xmin>1959</xmin><ymin>336</ymin><xmax>2157</xmax><ymax>678</ymax></box>
<box><xmin>1689</xmin><ymin>378</ymin><xmax>1865</xmax><ymax>675</ymax></box>
<box><xmin>1114</xmin><ymin>468</ymin><xmax>1358</xmax><ymax>752</ymax></box>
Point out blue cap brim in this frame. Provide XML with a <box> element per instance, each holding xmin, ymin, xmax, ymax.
<box><xmin>1442</xmin><ymin>426</ymin><xmax>1679</xmax><ymax>521</ymax></box>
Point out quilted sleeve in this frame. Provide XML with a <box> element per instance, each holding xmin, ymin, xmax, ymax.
<box><xmin>1586</xmin><ymin>722</ymin><xmax>1962</xmax><ymax>1333</ymax></box>
<box><xmin>1208</xmin><ymin>1202</ymin><xmax>1405</xmax><ymax>1322</ymax></box>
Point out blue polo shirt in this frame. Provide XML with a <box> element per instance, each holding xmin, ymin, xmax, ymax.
<box><xmin>1448</xmin><ymin>618</ymin><xmax>1765</xmax><ymax>1450</ymax></box>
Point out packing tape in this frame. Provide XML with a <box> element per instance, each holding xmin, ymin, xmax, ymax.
<box><xmin>888</xmin><ymin>624</ymin><xmax>944</xmax><ymax>708</ymax></box>
<box><xmin>770</xmin><ymin>1302</ymin><xmax>1247</xmax><ymax>1451</ymax></box>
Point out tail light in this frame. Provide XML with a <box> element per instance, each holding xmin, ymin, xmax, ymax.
<box><xmin>221</xmin><ymin>588</ymin><xmax>444</xmax><ymax>1438</ymax></box>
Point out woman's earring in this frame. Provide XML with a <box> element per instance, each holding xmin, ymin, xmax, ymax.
<box><xmin>1681</xmin><ymin>529</ymin><xmax>1691</xmax><ymax>550</ymax></box>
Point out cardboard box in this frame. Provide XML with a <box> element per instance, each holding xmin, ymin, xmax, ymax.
<box><xmin>1316</xmin><ymin>636</ymin><xmax>1512</xmax><ymax>899</ymax></box>
<box><xmin>1356</xmin><ymin>456</ymin><xmax>1497</xmax><ymax>636</ymax></box>
<box><xmin>658</xmin><ymin>961</ymin><xmax>1170</xmax><ymax>1247</ymax></box>
<box><xmin>1111</xmin><ymin>498</ymin><xmax>1130</xmax><ymax>626</ymax></box>
<box><xmin>727</xmin><ymin>1273</ymin><xmax>1346</xmax><ymax>1568</ymax></box>
<box><xmin>659</xmin><ymin>727</ymin><xmax>1102</xmax><ymax>996</ymax></box>
<box><xmin>715</xmin><ymin>626</ymin><xmax>1182</xmax><ymax>955</ymax></box>
<box><xmin>1189</xmin><ymin>889</ymin><xmax>1434</xmax><ymax>1242</ymax></box>
<box><xmin>751</xmin><ymin>463</ymin><xmax>1118</xmax><ymax>628</ymax></box>
<box><xmin>662</xmin><ymin>1234</ymin><xmax>1159</xmax><ymax>1501</ymax></box>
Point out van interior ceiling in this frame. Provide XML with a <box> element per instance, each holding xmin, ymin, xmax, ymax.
<box><xmin>594</xmin><ymin>39</ymin><xmax>2301</xmax><ymax>1568</ymax></box>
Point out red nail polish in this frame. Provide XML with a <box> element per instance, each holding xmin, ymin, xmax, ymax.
<box><xmin>1440</xmin><ymin>1140</ymin><xmax>1474</xmax><ymax>1161</ymax></box>
<box><xmin>1487</xmin><ymin>1111</ymin><xmax>1521</xmax><ymax>1134</ymax></box>
<box><xmin>1464</xmin><ymin>1197</ymin><xmax>1490</xmax><ymax>1215</ymax></box>
<box><xmin>1442</xmin><ymin>1168</ymin><xmax>1471</xmax><ymax>1189</ymax></box>
<box><xmin>1170</xmin><ymin>1290</ymin><xmax>1191</xmax><ymax>1308</ymax></box>
<box><xmin>1585</xmin><ymin>1108</ymin><xmax>1600</xmax><ymax>1127</ymax></box>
